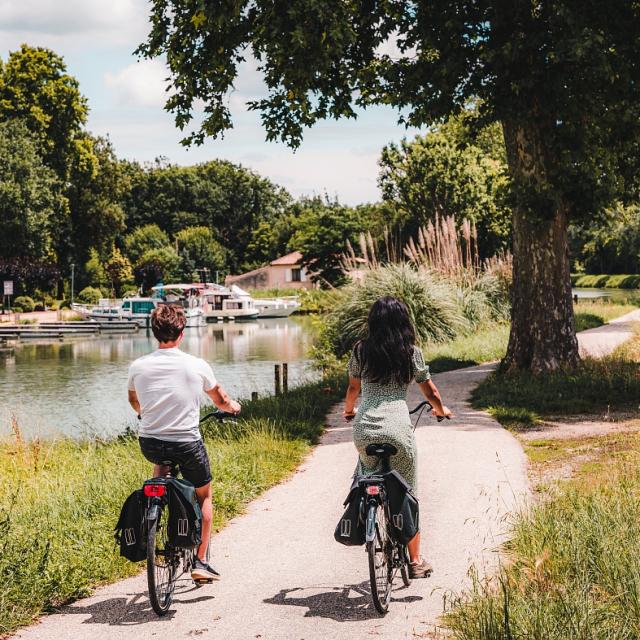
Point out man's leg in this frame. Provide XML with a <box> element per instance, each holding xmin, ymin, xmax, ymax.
<box><xmin>195</xmin><ymin>482</ymin><xmax>212</xmax><ymax>561</ymax></box>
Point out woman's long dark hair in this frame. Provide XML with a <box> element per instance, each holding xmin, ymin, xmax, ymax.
<box><xmin>355</xmin><ymin>296</ymin><xmax>416</xmax><ymax>385</ymax></box>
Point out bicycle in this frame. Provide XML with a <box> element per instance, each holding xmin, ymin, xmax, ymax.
<box><xmin>361</xmin><ymin>400</ymin><xmax>442</xmax><ymax>614</ymax></box>
<box><xmin>143</xmin><ymin>409</ymin><xmax>236</xmax><ymax>616</ymax></box>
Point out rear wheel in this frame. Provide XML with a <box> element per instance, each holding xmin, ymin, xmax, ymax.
<box><xmin>400</xmin><ymin>545</ymin><xmax>411</xmax><ymax>587</ymax></box>
<box><xmin>367</xmin><ymin>504</ymin><xmax>392</xmax><ymax>614</ymax></box>
<box><xmin>147</xmin><ymin>503</ymin><xmax>178</xmax><ymax>615</ymax></box>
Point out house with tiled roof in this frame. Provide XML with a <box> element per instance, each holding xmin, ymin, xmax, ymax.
<box><xmin>225</xmin><ymin>251</ymin><xmax>312</xmax><ymax>290</ymax></box>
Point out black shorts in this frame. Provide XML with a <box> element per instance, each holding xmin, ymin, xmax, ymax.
<box><xmin>139</xmin><ymin>437</ymin><xmax>212</xmax><ymax>488</ymax></box>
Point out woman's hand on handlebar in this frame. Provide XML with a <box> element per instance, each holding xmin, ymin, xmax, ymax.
<box><xmin>343</xmin><ymin>408</ymin><xmax>357</xmax><ymax>422</ymax></box>
<box><xmin>433</xmin><ymin>405</ymin><xmax>453</xmax><ymax>420</ymax></box>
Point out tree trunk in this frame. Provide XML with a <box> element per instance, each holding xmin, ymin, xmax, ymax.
<box><xmin>501</xmin><ymin>120</ymin><xmax>580</xmax><ymax>373</ymax></box>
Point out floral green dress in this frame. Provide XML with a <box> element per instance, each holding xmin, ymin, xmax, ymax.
<box><xmin>348</xmin><ymin>346</ymin><xmax>431</xmax><ymax>492</ymax></box>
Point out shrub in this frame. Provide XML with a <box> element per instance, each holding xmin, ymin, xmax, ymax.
<box><xmin>33</xmin><ymin>303</ymin><xmax>45</xmax><ymax>312</ymax></box>
<box><xmin>573</xmin><ymin>273</ymin><xmax>640</xmax><ymax>289</ymax></box>
<box><xmin>13</xmin><ymin>296</ymin><xmax>35</xmax><ymax>313</ymax></box>
<box><xmin>77</xmin><ymin>286</ymin><xmax>104</xmax><ymax>304</ymax></box>
<box><xmin>324</xmin><ymin>264</ymin><xmax>470</xmax><ymax>356</ymax></box>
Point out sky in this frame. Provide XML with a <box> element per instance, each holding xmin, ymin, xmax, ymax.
<box><xmin>0</xmin><ymin>0</ymin><xmax>424</xmax><ymax>204</ymax></box>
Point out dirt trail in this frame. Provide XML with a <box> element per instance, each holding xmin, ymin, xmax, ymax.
<box><xmin>14</xmin><ymin>311</ymin><xmax>638</xmax><ymax>640</ymax></box>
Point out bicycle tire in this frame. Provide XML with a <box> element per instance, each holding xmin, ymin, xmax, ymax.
<box><xmin>367</xmin><ymin>504</ymin><xmax>392</xmax><ymax>614</ymax></box>
<box><xmin>400</xmin><ymin>545</ymin><xmax>411</xmax><ymax>587</ymax></box>
<box><xmin>147</xmin><ymin>503</ymin><xmax>178</xmax><ymax>616</ymax></box>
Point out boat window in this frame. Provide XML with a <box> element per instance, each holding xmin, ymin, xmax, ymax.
<box><xmin>122</xmin><ymin>301</ymin><xmax>131</xmax><ymax>310</ymax></box>
<box><xmin>226</xmin><ymin>302</ymin><xmax>241</xmax><ymax>310</ymax></box>
<box><xmin>132</xmin><ymin>301</ymin><xmax>155</xmax><ymax>314</ymax></box>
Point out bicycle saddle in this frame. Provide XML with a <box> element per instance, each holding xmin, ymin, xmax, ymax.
<box><xmin>365</xmin><ymin>443</ymin><xmax>398</xmax><ymax>458</ymax></box>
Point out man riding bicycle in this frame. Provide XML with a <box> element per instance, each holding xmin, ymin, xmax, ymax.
<box><xmin>127</xmin><ymin>304</ymin><xmax>241</xmax><ymax>581</ymax></box>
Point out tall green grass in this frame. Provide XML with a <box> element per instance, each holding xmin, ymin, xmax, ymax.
<box><xmin>572</xmin><ymin>273</ymin><xmax>640</xmax><ymax>289</ymax></box>
<box><xmin>0</xmin><ymin>377</ymin><xmax>343</xmax><ymax>635</ymax></box>
<box><xmin>446</xmin><ymin>462</ymin><xmax>640</xmax><ymax>639</ymax></box>
<box><xmin>322</xmin><ymin>264</ymin><xmax>510</xmax><ymax>358</ymax></box>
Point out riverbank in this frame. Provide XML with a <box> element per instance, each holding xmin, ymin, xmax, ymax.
<box><xmin>445</xmin><ymin>313</ymin><xmax>640</xmax><ymax>638</ymax></box>
<box><xmin>0</xmin><ymin>377</ymin><xmax>344</xmax><ymax>636</ymax></box>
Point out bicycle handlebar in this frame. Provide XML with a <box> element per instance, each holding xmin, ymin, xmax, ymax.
<box><xmin>409</xmin><ymin>400</ymin><xmax>432</xmax><ymax>415</ymax></box>
<box><xmin>199</xmin><ymin>409</ymin><xmax>238</xmax><ymax>423</ymax></box>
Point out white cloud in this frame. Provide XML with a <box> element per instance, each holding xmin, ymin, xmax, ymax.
<box><xmin>105</xmin><ymin>59</ymin><xmax>170</xmax><ymax>109</ymax></box>
<box><xmin>0</xmin><ymin>0</ymin><xmax>150</xmax><ymax>47</ymax></box>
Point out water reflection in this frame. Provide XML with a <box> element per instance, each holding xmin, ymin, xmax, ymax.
<box><xmin>0</xmin><ymin>318</ymin><xmax>318</xmax><ymax>439</ymax></box>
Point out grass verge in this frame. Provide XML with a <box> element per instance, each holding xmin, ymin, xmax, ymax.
<box><xmin>0</xmin><ymin>376</ymin><xmax>344</xmax><ymax>635</ymax></box>
<box><xmin>574</xmin><ymin>300</ymin><xmax>638</xmax><ymax>331</ymax></box>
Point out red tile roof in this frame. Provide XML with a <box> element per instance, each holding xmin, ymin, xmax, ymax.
<box><xmin>270</xmin><ymin>251</ymin><xmax>303</xmax><ymax>266</ymax></box>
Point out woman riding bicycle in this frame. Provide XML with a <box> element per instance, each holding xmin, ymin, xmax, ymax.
<box><xmin>343</xmin><ymin>296</ymin><xmax>452</xmax><ymax>578</ymax></box>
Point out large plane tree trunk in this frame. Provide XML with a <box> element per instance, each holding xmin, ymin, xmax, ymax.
<box><xmin>501</xmin><ymin>119</ymin><xmax>580</xmax><ymax>373</ymax></box>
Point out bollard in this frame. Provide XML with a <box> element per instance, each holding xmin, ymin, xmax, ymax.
<box><xmin>274</xmin><ymin>364</ymin><xmax>281</xmax><ymax>396</ymax></box>
<box><xmin>282</xmin><ymin>362</ymin><xmax>288</xmax><ymax>394</ymax></box>
<box><xmin>251</xmin><ymin>391</ymin><xmax>258</xmax><ymax>401</ymax></box>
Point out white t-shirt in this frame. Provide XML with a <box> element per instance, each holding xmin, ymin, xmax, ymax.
<box><xmin>127</xmin><ymin>348</ymin><xmax>217</xmax><ymax>442</ymax></box>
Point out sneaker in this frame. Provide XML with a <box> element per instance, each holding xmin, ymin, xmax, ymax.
<box><xmin>191</xmin><ymin>558</ymin><xmax>221</xmax><ymax>581</ymax></box>
<box><xmin>409</xmin><ymin>557</ymin><xmax>433</xmax><ymax>579</ymax></box>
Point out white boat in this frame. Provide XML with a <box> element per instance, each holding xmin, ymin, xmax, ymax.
<box><xmin>200</xmin><ymin>284</ymin><xmax>259</xmax><ymax>322</ymax></box>
<box><xmin>228</xmin><ymin>286</ymin><xmax>300</xmax><ymax>318</ymax></box>
<box><xmin>74</xmin><ymin>297</ymin><xmax>156</xmax><ymax>326</ymax></box>
<box><xmin>151</xmin><ymin>284</ymin><xmax>207</xmax><ymax>327</ymax></box>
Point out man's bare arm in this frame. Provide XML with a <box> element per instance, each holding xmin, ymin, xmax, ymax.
<box><xmin>128</xmin><ymin>389</ymin><xmax>141</xmax><ymax>416</ymax></box>
<box><xmin>206</xmin><ymin>385</ymin><xmax>241</xmax><ymax>414</ymax></box>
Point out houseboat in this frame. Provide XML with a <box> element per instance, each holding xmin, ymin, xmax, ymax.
<box><xmin>200</xmin><ymin>284</ymin><xmax>259</xmax><ymax>322</ymax></box>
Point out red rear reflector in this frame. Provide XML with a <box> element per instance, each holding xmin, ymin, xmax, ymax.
<box><xmin>144</xmin><ymin>484</ymin><xmax>166</xmax><ymax>497</ymax></box>
<box><xmin>366</xmin><ymin>485</ymin><xmax>380</xmax><ymax>495</ymax></box>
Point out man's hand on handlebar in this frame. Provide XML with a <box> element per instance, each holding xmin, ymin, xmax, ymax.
<box><xmin>225</xmin><ymin>399</ymin><xmax>241</xmax><ymax>415</ymax></box>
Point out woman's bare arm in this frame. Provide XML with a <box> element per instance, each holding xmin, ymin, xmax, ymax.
<box><xmin>417</xmin><ymin>379</ymin><xmax>453</xmax><ymax>418</ymax></box>
<box><xmin>343</xmin><ymin>377</ymin><xmax>361</xmax><ymax>419</ymax></box>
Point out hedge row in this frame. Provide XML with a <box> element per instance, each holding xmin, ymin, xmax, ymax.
<box><xmin>571</xmin><ymin>274</ymin><xmax>640</xmax><ymax>289</ymax></box>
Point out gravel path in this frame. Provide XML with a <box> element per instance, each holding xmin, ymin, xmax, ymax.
<box><xmin>15</xmin><ymin>312</ymin><xmax>638</xmax><ymax>640</ymax></box>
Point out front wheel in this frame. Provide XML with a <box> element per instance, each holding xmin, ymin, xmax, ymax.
<box><xmin>367</xmin><ymin>504</ymin><xmax>392</xmax><ymax>614</ymax></box>
<box><xmin>147</xmin><ymin>503</ymin><xmax>178</xmax><ymax>616</ymax></box>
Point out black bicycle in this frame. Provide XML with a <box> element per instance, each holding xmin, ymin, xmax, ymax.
<box><xmin>143</xmin><ymin>409</ymin><xmax>236</xmax><ymax>616</ymax></box>
<box><xmin>362</xmin><ymin>400</ymin><xmax>441</xmax><ymax>614</ymax></box>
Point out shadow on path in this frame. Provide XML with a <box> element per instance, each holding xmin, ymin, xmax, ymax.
<box><xmin>264</xmin><ymin>582</ymin><xmax>422</xmax><ymax>622</ymax></box>
<box><xmin>56</xmin><ymin>585</ymin><xmax>215</xmax><ymax>626</ymax></box>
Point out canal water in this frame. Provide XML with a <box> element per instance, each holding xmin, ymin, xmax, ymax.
<box><xmin>0</xmin><ymin>317</ymin><xmax>318</xmax><ymax>440</ymax></box>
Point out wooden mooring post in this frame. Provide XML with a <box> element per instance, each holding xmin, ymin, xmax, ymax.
<box><xmin>282</xmin><ymin>363</ymin><xmax>288</xmax><ymax>394</ymax></box>
<box><xmin>274</xmin><ymin>364</ymin><xmax>281</xmax><ymax>396</ymax></box>
<box><xmin>251</xmin><ymin>391</ymin><xmax>258</xmax><ymax>401</ymax></box>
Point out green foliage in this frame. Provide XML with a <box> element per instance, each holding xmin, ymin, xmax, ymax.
<box><xmin>84</xmin><ymin>249</ymin><xmax>108</xmax><ymax>289</ymax></box>
<box><xmin>287</xmin><ymin>197</ymin><xmax>370</xmax><ymax>286</ymax></box>
<box><xmin>0</xmin><ymin>44</ymin><xmax>88</xmax><ymax>177</ymax></box>
<box><xmin>473</xmin><ymin>356</ymin><xmax>640</xmax><ymax>415</ymax></box>
<box><xmin>76</xmin><ymin>286</ymin><xmax>103</xmax><ymax>304</ymax></box>
<box><xmin>572</xmin><ymin>273</ymin><xmax>640</xmax><ymax>289</ymax></box>
<box><xmin>104</xmin><ymin>247</ymin><xmax>133</xmax><ymax>297</ymax></box>
<box><xmin>122</xmin><ymin>159</ymin><xmax>290</xmax><ymax>272</ymax></box>
<box><xmin>379</xmin><ymin>114</ymin><xmax>511</xmax><ymax>257</ymax></box>
<box><xmin>174</xmin><ymin>226</ymin><xmax>227</xmax><ymax>279</ymax></box>
<box><xmin>124</xmin><ymin>224</ymin><xmax>170</xmax><ymax>264</ymax></box>
<box><xmin>12</xmin><ymin>296</ymin><xmax>35</xmax><ymax>313</ymax></box>
<box><xmin>137</xmin><ymin>247</ymin><xmax>180</xmax><ymax>285</ymax></box>
<box><xmin>0</xmin><ymin>120</ymin><xmax>62</xmax><ymax>260</ymax></box>
<box><xmin>570</xmin><ymin>203</ymin><xmax>640</xmax><ymax>275</ymax></box>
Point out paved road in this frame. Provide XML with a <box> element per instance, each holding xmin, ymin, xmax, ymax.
<box><xmin>17</xmin><ymin>312</ymin><xmax>638</xmax><ymax>640</ymax></box>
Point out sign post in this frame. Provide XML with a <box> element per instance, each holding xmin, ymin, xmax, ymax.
<box><xmin>3</xmin><ymin>280</ymin><xmax>13</xmax><ymax>315</ymax></box>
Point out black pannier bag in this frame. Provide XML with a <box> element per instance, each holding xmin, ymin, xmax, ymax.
<box><xmin>334</xmin><ymin>476</ymin><xmax>366</xmax><ymax>546</ymax></box>
<box><xmin>114</xmin><ymin>489</ymin><xmax>147</xmax><ymax>562</ymax></box>
<box><xmin>383</xmin><ymin>470</ymin><xmax>419</xmax><ymax>545</ymax></box>
<box><xmin>166</xmin><ymin>478</ymin><xmax>202</xmax><ymax>549</ymax></box>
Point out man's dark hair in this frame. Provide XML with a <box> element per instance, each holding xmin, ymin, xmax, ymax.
<box><xmin>151</xmin><ymin>304</ymin><xmax>186</xmax><ymax>342</ymax></box>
